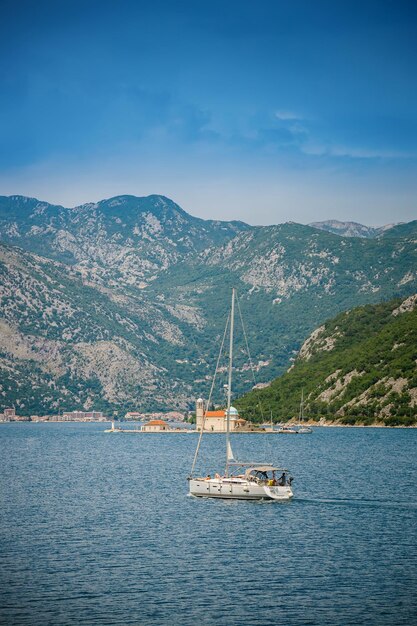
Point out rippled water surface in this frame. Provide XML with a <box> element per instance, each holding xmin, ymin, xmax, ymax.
<box><xmin>1</xmin><ymin>424</ymin><xmax>416</xmax><ymax>625</ymax></box>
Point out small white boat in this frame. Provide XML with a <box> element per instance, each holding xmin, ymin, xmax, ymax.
<box><xmin>277</xmin><ymin>424</ymin><xmax>299</xmax><ymax>434</ymax></box>
<box><xmin>188</xmin><ymin>288</ymin><xmax>294</xmax><ymax>502</ymax></box>
<box><xmin>276</xmin><ymin>391</ymin><xmax>313</xmax><ymax>434</ymax></box>
<box><xmin>297</xmin><ymin>426</ymin><xmax>313</xmax><ymax>434</ymax></box>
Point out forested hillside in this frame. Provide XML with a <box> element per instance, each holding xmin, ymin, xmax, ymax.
<box><xmin>236</xmin><ymin>295</ymin><xmax>417</xmax><ymax>426</ymax></box>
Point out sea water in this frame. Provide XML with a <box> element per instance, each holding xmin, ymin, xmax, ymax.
<box><xmin>0</xmin><ymin>423</ymin><xmax>416</xmax><ymax>626</ymax></box>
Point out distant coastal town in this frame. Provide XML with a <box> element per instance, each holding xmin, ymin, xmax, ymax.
<box><xmin>0</xmin><ymin>403</ymin><xmax>295</xmax><ymax>433</ymax></box>
<box><xmin>0</xmin><ymin>403</ymin><xmax>260</xmax><ymax>431</ymax></box>
<box><xmin>0</xmin><ymin>407</ymin><xmax>186</xmax><ymax>423</ymax></box>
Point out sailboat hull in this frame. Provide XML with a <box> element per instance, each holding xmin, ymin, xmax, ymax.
<box><xmin>188</xmin><ymin>478</ymin><xmax>293</xmax><ymax>501</ymax></box>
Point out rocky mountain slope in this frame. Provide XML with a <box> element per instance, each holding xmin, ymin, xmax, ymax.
<box><xmin>236</xmin><ymin>295</ymin><xmax>417</xmax><ymax>426</ymax></box>
<box><xmin>0</xmin><ymin>243</ymin><xmax>199</xmax><ymax>415</ymax></box>
<box><xmin>0</xmin><ymin>195</ymin><xmax>249</xmax><ymax>288</ymax></box>
<box><xmin>0</xmin><ymin>194</ymin><xmax>416</xmax><ymax>415</ymax></box>
<box><xmin>309</xmin><ymin>220</ymin><xmax>399</xmax><ymax>238</ymax></box>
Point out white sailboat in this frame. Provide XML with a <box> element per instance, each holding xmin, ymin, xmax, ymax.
<box><xmin>277</xmin><ymin>422</ymin><xmax>299</xmax><ymax>434</ymax></box>
<box><xmin>188</xmin><ymin>288</ymin><xmax>294</xmax><ymax>501</ymax></box>
<box><xmin>276</xmin><ymin>390</ymin><xmax>313</xmax><ymax>434</ymax></box>
<box><xmin>297</xmin><ymin>389</ymin><xmax>313</xmax><ymax>434</ymax></box>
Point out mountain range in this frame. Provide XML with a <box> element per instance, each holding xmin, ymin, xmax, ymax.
<box><xmin>0</xmin><ymin>194</ymin><xmax>416</xmax><ymax>416</ymax></box>
<box><xmin>308</xmin><ymin>220</ymin><xmax>400</xmax><ymax>238</ymax></box>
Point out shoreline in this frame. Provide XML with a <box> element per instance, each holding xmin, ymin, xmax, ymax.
<box><xmin>312</xmin><ymin>422</ymin><xmax>417</xmax><ymax>429</ymax></box>
<box><xmin>1</xmin><ymin>421</ymin><xmax>416</xmax><ymax>430</ymax></box>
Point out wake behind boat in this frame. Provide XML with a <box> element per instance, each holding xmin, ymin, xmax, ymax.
<box><xmin>188</xmin><ymin>288</ymin><xmax>294</xmax><ymax>502</ymax></box>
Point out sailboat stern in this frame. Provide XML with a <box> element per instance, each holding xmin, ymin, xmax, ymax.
<box><xmin>262</xmin><ymin>484</ymin><xmax>294</xmax><ymax>500</ymax></box>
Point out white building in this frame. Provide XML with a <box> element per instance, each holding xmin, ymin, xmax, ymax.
<box><xmin>125</xmin><ymin>412</ymin><xmax>143</xmax><ymax>420</ymax></box>
<box><xmin>141</xmin><ymin>420</ymin><xmax>170</xmax><ymax>432</ymax></box>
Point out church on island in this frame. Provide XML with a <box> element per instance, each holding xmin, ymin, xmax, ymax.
<box><xmin>195</xmin><ymin>398</ymin><xmax>248</xmax><ymax>432</ymax></box>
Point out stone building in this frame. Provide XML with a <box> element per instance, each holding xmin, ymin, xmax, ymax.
<box><xmin>141</xmin><ymin>420</ymin><xmax>170</xmax><ymax>432</ymax></box>
<box><xmin>195</xmin><ymin>398</ymin><xmax>247</xmax><ymax>432</ymax></box>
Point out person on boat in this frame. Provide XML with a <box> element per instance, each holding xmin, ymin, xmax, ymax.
<box><xmin>257</xmin><ymin>471</ymin><xmax>268</xmax><ymax>483</ymax></box>
<box><xmin>205</xmin><ymin>474</ymin><xmax>211</xmax><ymax>480</ymax></box>
<box><xmin>278</xmin><ymin>472</ymin><xmax>286</xmax><ymax>486</ymax></box>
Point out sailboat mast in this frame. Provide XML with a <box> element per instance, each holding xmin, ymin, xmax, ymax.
<box><xmin>299</xmin><ymin>388</ymin><xmax>304</xmax><ymax>423</ymax></box>
<box><xmin>226</xmin><ymin>287</ymin><xmax>235</xmax><ymax>476</ymax></box>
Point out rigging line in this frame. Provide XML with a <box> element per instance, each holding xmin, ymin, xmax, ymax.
<box><xmin>194</xmin><ymin>327</ymin><xmax>231</xmax><ymax>472</ymax></box>
<box><xmin>198</xmin><ymin>326</ymin><xmax>230</xmax><ymax>465</ymax></box>
<box><xmin>174</xmin><ymin>304</ymin><xmax>230</xmax><ymax>401</ymax></box>
<box><xmin>190</xmin><ymin>310</ymin><xmax>231</xmax><ymax>477</ymax></box>
<box><xmin>236</xmin><ymin>292</ymin><xmax>265</xmax><ymax>421</ymax></box>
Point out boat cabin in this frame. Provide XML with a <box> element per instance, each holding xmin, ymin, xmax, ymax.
<box><xmin>244</xmin><ymin>465</ymin><xmax>291</xmax><ymax>487</ymax></box>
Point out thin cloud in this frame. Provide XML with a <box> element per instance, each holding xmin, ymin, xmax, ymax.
<box><xmin>275</xmin><ymin>110</ymin><xmax>301</xmax><ymax>121</ymax></box>
<box><xmin>329</xmin><ymin>145</ymin><xmax>417</xmax><ymax>159</ymax></box>
<box><xmin>301</xmin><ymin>143</ymin><xmax>417</xmax><ymax>160</ymax></box>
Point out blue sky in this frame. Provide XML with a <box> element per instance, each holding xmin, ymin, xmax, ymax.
<box><xmin>0</xmin><ymin>0</ymin><xmax>416</xmax><ymax>225</ymax></box>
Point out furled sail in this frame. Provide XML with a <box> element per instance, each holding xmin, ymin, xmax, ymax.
<box><xmin>227</xmin><ymin>440</ymin><xmax>235</xmax><ymax>462</ymax></box>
